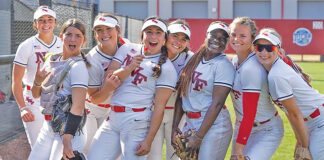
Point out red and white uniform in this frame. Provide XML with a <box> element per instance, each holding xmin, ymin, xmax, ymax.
<box><xmin>29</xmin><ymin>54</ymin><xmax>88</xmax><ymax>160</ymax></box>
<box><xmin>83</xmin><ymin>46</ymin><xmax>114</xmax><ymax>154</ymax></box>
<box><xmin>182</xmin><ymin>53</ymin><xmax>234</xmax><ymax>160</ymax></box>
<box><xmin>87</xmin><ymin>43</ymin><xmax>178</xmax><ymax>160</ymax></box>
<box><xmin>269</xmin><ymin>57</ymin><xmax>324</xmax><ymax>159</ymax></box>
<box><xmin>230</xmin><ymin>53</ymin><xmax>284</xmax><ymax>159</ymax></box>
<box><xmin>13</xmin><ymin>35</ymin><xmax>62</xmax><ymax>147</ymax></box>
<box><xmin>148</xmin><ymin>51</ymin><xmax>193</xmax><ymax>160</ymax></box>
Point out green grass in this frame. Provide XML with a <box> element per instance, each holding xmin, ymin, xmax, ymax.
<box><xmin>163</xmin><ymin>62</ymin><xmax>324</xmax><ymax>160</ymax></box>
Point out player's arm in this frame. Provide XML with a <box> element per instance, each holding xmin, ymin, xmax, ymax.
<box><xmin>135</xmin><ymin>87</ymin><xmax>173</xmax><ymax>156</ymax></box>
<box><xmin>171</xmin><ymin>93</ymin><xmax>185</xmax><ymax>135</ymax></box>
<box><xmin>107</xmin><ymin>55</ymin><xmax>144</xmax><ymax>82</ymax></box>
<box><xmin>87</xmin><ymin>74</ymin><xmax>120</xmax><ymax>104</ymax></box>
<box><xmin>233</xmin><ymin>91</ymin><xmax>260</xmax><ymax>155</ymax></box>
<box><xmin>186</xmin><ymin>85</ymin><xmax>231</xmax><ymax>156</ymax></box>
<box><xmin>281</xmin><ymin>97</ymin><xmax>309</xmax><ymax>148</ymax></box>
<box><xmin>12</xmin><ymin>64</ymin><xmax>27</xmax><ymax>109</ymax></box>
<box><xmin>31</xmin><ymin>63</ymin><xmax>50</xmax><ymax>98</ymax></box>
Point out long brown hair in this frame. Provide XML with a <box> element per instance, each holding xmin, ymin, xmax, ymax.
<box><xmin>141</xmin><ymin>16</ymin><xmax>168</xmax><ymax>78</ymax></box>
<box><xmin>178</xmin><ymin>21</ymin><xmax>229</xmax><ymax>97</ymax></box>
<box><xmin>61</xmin><ymin>18</ymin><xmax>90</xmax><ymax>67</ymax></box>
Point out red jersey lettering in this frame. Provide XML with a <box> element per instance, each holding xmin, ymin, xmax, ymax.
<box><xmin>192</xmin><ymin>71</ymin><xmax>207</xmax><ymax>91</ymax></box>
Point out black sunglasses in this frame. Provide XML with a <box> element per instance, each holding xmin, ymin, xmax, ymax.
<box><xmin>254</xmin><ymin>44</ymin><xmax>277</xmax><ymax>52</ymax></box>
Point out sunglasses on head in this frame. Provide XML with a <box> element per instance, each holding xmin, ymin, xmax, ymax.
<box><xmin>254</xmin><ymin>44</ymin><xmax>277</xmax><ymax>52</ymax></box>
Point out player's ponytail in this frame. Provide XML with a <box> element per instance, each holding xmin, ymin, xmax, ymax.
<box><xmin>80</xmin><ymin>51</ymin><xmax>91</xmax><ymax>67</ymax></box>
<box><xmin>153</xmin><ymin>45</ymin><xmax>168</xmax><ymax>78</ymax></box>
<box><xmin>178</xmin><ymin>44</ymin><xmax>207</xmax><ymax>97</ymax></box>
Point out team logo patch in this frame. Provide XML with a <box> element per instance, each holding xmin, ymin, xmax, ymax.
<box><xmin>42</xmin><ymin>9</ymin><xmax>48</xmax><ymax>12</ymax></box>
<box><xmin>99</xmin><ymin>17</ymin><xmax>105</xmax><ymax>21</ymax></box>
<box><xmin>192</xmin><ymin>71</ymin><xmax>207</xmax><ymax>91</ymax></box>
<box><xmin>293</xmin><ymin>28</ymin><xmax>312</xmax><ymax>46</ymax></box>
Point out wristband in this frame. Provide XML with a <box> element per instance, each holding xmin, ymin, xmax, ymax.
<box><xmin>20</xmin><ymin>106</ymin><xmax>28</xmax><ymax>112</ymax></box>
<box><xmin>63</xmin><ymin>112</ymin><xmax>83</xmax><ymax>136</ymax></box>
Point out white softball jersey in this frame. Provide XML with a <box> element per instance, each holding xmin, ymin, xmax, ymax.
<box><xmin>230</xmin><ymin>53</ymin><xmax>278</xmax><ymax>122</ymax></box>
<box><xmin>13</xmin><ymin>35</ymin><xmax>62</xmax><ymax>86</ymax></box>
<box><xmin>86</xmin><ymin>46</ymin><xmax>114</xmax><ymax>104</ymax></box>
<box><xmin>166</xmin><ymin>51</ymin><xmax>194</xmax><ymax>107</ymax></box>
<box><xmin>268</xmin><ymin>58</ymin><xmax>324</xmax><ymax>116</ymax></box>
<box><xmin>182</xmin><ymin>53</ymin><xmax>235</xmax><ymax>112</ymax></box>
<box><xmin>110</xmin><ymin>43</ymin><xmax>178</xmax><ymax>108</ymax></box>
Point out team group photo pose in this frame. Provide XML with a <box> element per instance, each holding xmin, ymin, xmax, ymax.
<box><xmin>8</xmin><ymin>3</ymin><xmax>324</xmax><ymax>160</ymax></box>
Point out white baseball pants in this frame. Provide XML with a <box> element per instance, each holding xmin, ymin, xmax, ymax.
<box><xmin>23</xmin><ymin>89</ymin><xmax>44</xmax><ymax>148</ymax></box>
<box><xmin>87</xmin><ymin>109</ymin><xmax>152</xmax><ymax>160</ymax></box>
<box><xmin>232</xmin><ymin>115</ymin><xmax>284</xmax><ymax>160</ymax></box>
<box><xmin>183</xmin><ymin>109</ymin><xmax>233</xmax><ymax>160</ymax></box>
<box><xmin>83</xmin><ymin>104</ymin><xmax>110</xmax><ymax>154</ymax></box>
<box><xmin>147</xmin><ymin>109</ymin><xmax>186</xmax><ymax>160</ymax></box>
<box><xmin>306</xmin><ymin>107</ymin><xmax>324</xmax><ymax>160</ymax></box>
<box><xmin>28</xmin><ymin>120</ymin><xmax>86</xmax><ymax>160</ymax></box>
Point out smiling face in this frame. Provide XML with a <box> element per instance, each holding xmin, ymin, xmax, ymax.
<box><xmin>166</xmin><ymin>32</ymin><xmax>188</xmax><ymax>56</ymax></box>
<box><xmin>206</xmin><ymin>29</ymin><xmax>228</xmax><ymax>54</ymax></box>
<box><xmin>61</xmin><ymin>26</ymin><xmax>86</xmax><ymax>56</ymax></box>
<box><xmin>255</xmin><ymin>39</ymin><xmax>278</xmax><ymax>66</ymax></box>
<box><xmin>142</xmin><ymin>26</ymin><xmax>166</xmax><ymax>55</ymax></box>
<box><xmin>94</xmin><ymin>25</ymin><xmax>119</xmax><ymax>48</ymax></box>
<box><xmin>229</xmin><ymin>24</ymin><xmax>254</xmax><ymax>54</ymax></box>
<box><xmin>35</xmin><ymin>15</ymin><xmax>56</xmax><ymax>35</ymax></box>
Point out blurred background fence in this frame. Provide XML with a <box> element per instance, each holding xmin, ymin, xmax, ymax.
<box><xmin>0</xmin><ymin>0</ymin><xmax>143</xmax><ymax>144</ymax></box>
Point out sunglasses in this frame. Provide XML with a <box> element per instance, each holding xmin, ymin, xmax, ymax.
<box><xmin>254</xmin><ymin>44</ymin><xmax>277</xmax><ymax>52</ymax></box>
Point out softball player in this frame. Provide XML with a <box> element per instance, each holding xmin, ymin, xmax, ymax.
<box><xmin>29</xmin><ymin>18</ymin><xmax>88</xmax><ymax>160</ymax></box>
<box><xmin>87</xmin><ymin>17</ymin><xmax>177</xmax><ymax>160</ymax></box>
<box><xmin>172</xmin><ymin>21</ymin><xmax>234</xmax><ymax>160</ymax></box>
<box><xmin>148</xmin><ymin>19</ymin><xmax>193</xmax><ymax>160</ymax></box>
<box><xmin>83</xmin><ymin>13</ymin><xmax>124</xmax><ymax>154</ymax></box>
<box><xmin>229</xmin><ymin>17</ymin><xmax>284</xmax><ymax>160</ymax></box>
<box><xmin>254</xmin><ymin>28</ymin><xmax>324</xmax><ymax>160</ymax></box>
<box><xmin>12</xmin><ymin>6</ymin><xmax>62</xmax><ymax>148</ymax></box>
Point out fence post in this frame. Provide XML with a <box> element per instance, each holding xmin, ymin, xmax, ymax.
<box><xmin>125</xmin><ymin>16</ymin><xmax>128</xmax><ymax>39</ymax></box>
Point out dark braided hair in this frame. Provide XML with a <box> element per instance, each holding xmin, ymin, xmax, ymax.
<box><xmin>141</xmin><ymin>16</ymin><xmax>168</xmax><ymax>78</ymax></box>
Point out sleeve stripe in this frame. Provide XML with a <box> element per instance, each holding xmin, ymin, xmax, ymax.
<box><xmin>13</xmin><ymin>61</ymin><xmax>27</xmax><ymax>66</ymax></box>
<box><xmin>112</xmin><ymin>57</ymin><xmax>123</xmax><ymax>63</ymax></box>
<box><xmin>71</xmin><ymin>84</ymin><xmax>88</xmax><ymax>88</ymax></box>
<box><xmin>242</xmin><ymin>89</ymin><xmax>261</xmax><ymax>92</ymax></box>
<box><xmin>214</xmin><ymin>82</ymin><xmax>232</xmax><ymax>87</ymax></box>
<box><xmin>278</xmin><ymin>94</ymin><xmax>293</xmax><ymax>101</ymax></box>
<box><xmin>88</xmin><ymin>84</ymin><xmax>101</xmax><ymax>87</ymax></box>
<box><xmin>156</xmin><ymin>84</ymin><xmax>175</xmax><ymax>89</ymax></box>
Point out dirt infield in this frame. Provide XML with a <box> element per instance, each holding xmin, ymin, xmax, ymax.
<box><xmin>0</xmin><ymin>133</ymin><xmax>30</xmax><ymax>160</ymax></box>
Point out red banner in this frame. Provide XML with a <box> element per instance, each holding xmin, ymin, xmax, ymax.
<box><xmin>170</xmin><ymin>19</ymin><xmax>324</xmax><ymax>55</ymax></box>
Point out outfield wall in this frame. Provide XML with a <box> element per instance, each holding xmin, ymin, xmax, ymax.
<box><xmin>175</xmin><ymin>19</ymin><xmax>324</xmax><ymax>55</ymax></box>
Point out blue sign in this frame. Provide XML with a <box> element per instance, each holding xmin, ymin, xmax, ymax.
<box><xmin>293</xmin><ymin>28</ymin><xmax>312</xmax><ymax>46</ymax></box>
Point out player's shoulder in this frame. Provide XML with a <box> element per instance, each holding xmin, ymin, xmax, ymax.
<box><xmin>18</xmin><ymin>36</ymin><xmax>37</xmax><ymax>48</ymax></box>
<box><xmin>242</xmin><ymin>53</ymin><xmax>264</xmax><ymax>72</ymax></box>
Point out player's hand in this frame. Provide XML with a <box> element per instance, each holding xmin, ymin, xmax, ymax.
<box><xmin>128</xmin><ymin>55</ymin><xmax>144</xmax><ymax>70</ymax></box>
<box><xmin>135</xmin><ymin>138</ymin><xmax>151</xmax><ymax>156</ymax></box>
<box><xmin>34</xmin><ymin>62</ymin><xmax>50</xmax><ymax>85</ymax></box>
<box><xmin>171</xmin><ymin>127</ymin><xmax>182</xmax><ymax>150</ymax></box>
<box><xmin>185</xmin><ymin>132</ymin><xmax>202</xmax><ymax>159</ymax></box>
<box><xmin>20</xmin><ymin>106</ymin><xmax>35</xmax><ymax>122</ymax></box>
<box><xmin>62</xmin><ymin>134</ymin><xmax>75</xmax><ymax>160</ymax></box>
<box><xmin>103</xmin><ymin>73</ymin><xmax>121</xmax><ymax>91</ymax></box>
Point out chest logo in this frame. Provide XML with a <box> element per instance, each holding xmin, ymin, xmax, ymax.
<box><xmin>35</xmin><ymin>52</ymin><xmax>47</xmax><ymax>63</ymax></box>
<box><xmin>192</xmin><ymin>71</ymin><xmax>207</xmax><ymax>91</ymax></box>
<box><xmin>131</xmin><ymin>67</ymin><xmax>147</xmax><ymax>85</ymax></box>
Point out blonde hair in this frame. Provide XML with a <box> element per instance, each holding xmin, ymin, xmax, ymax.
<box><xmin>229</xmin><ymin>17</ymin><xmax>258</xmax><ymax>39</ymax></box>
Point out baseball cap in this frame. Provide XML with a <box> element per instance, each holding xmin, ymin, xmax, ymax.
<box><xmin>253</xmin><ymin>32</ymin><xmax>281</xmax><ymax>47</ymax></box>
<box><xmin>168</xmin><ymin>24</ymin><xmax>191</xmax><ymax>40</ymax></box>
<box><xmin>141</xmin><ymin>19</ymin><xmax>167</xmax><ymax>33</ymax></box>
<box><xmin>93</xmin><ymin>16</ymin><xmax>119</xmax><ymax>29</ymax></box>
<box><xmin>34</xmin><ymin>8</ymin><xmax>56</xmax><ymax>20</ymax></box>
<box><xmin>207</xmin><ymin>23</ymin><xmax>229</xmax><ymax>36</ymax></box>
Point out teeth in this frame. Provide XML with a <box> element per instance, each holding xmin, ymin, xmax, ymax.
<box><xmin>103</xmin><ymin>37</ymin><xmax>110</xmax><ymax>40</ymax></box>
<box><xmin>150</xmin><ymin>42</ymin><xmax>158</xmax><ymax>44</ymax></box>
<box><xmin>172</xmin><ymin>45</ymin><xmax>179</xmax><ymax>49</ymax></box>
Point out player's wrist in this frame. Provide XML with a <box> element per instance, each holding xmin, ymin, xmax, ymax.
<box><xmin>19</xmin><ymin>106</ymin><xmax>28</xmax><ymax>112</ymax></box>
<box><xmin>33</xmin><ymin>81</ymin><xmax>42</xmax><ymax>87</ymax></box>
